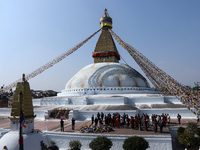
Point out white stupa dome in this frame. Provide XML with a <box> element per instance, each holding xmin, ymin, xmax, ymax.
<box><xmin>58</xmin><ymin>63</ymin><xmax>154</xmax><ymax>96</ymax></box>
<box><xmin>65</xmin><ymin>63</ymin><xmax>150</xmax><ymax>89</ymax></box>
<box><xmin>0</xmin><ymin>131</ymin><xmax>48</xmax><ymax>150</ymax></box>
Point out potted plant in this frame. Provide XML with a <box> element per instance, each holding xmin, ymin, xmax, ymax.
<box><xmin>123</xmin><ymin>136</ymin><xmax>149</xmax><ymax>150</ymax></box>
<box><xmin>69</xmin><ymin>140</ymin><xmax>82</xmax><ymax>150</ymax></box>
<box><xmin>89</xmin><ymin>136</ymin><xmax>113</xmax><ymax>150</ymax></box>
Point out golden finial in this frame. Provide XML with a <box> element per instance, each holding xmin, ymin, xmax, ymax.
<box><xmin>100</xmin><ymin>9</ymin><xmax>112</xmax><ymax>29</ymax></box>
<box><xmin>22</xmin><ymin>74</ymin><xmax>25</xmax><ymax>82</ymax></box>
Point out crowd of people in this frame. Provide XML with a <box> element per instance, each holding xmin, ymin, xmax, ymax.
<box><xmin>92</xmin><ymin>112</ymin><xmax>172</xmax><ymax>133</ymax></box>
<box><xmin>59</xmin><ymin>112</ymin><xmax>198</xmax><ymax>133</ymax></box>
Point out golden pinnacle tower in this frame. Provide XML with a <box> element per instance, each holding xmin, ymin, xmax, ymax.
<box><xmin>10</xmin><ymin>74</ymin><xmax>35</xmax><ymax>133</ymax></box>
<box><xmin>92</xmin><ymin>9</ymin><xmax>120</xmax><ymax>63</ymax></box>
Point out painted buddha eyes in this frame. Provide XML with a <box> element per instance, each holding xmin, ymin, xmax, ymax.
<box><xmin>98</xmin><ymin>57</ymin><xmax>110</xmax><ymax>59</ymax></box>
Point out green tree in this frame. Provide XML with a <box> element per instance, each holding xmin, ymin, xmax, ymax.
<box><xmin>177</xmin><ymin>126</ymin><xmax>185</xmax><ymax>137</ymax></box>
<box><xmin>89</xmin><ymin>136</ymin><xmax>113</xmax><ymax>150</ymax></box>
<box><xmin>177</xmin><ymin>122</ymin><xmax>200</xmax><ymax>148</ymax></box>
<box><xmin>123</xmin><ymin>136</ymin><xmax>149</xmax><ymax>150</ymax></box>
<box><xmin>178</xmin><ymin>130</ymin><xmax>195</xmax><ymax>147</ymax></box>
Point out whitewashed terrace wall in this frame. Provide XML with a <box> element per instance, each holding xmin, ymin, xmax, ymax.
<box><xmin>0</xmin><ymin>108</ymin><xmax>48</xmax><ymax>120</ymax></box>
<box><xmin>34</xmin><ymin>109</ymin><xmax>48</xmax><ymax>119</ymax></box>
<box><xmin>33</xmin><ymin>95</ymin><xmax>166</xmax><ymax>106</ymax></box>
<box><xmin>139</xmin><ymin>108</ymin><xmax>197</xmax><ymax>118</ymax></box>
<box><xmin>127</xmin><ymin>96</ymin><xmax>164</xmax><ymax>106</ymax></box>
<box><xmin>59</xmin><ymin>87</ymin><xmax>160</xmax><ymax>97</ymax></box>
<box><xmin>0</xmin><ymin>108</ymin><xmax>11</xmax><ymax>116</ymax></box>
<box><xmin>68</xmin><ymin>108</ymin><xmax>197</xmax><ymax>120</ymax></box>
<box><xmin>33</xmin><ymin>98</ymin><xmax>69</xmax><ymax>106</ymax></box>
<box><xmin>164</xmin><ymin>96</ymin><xmax>182</xmax><ymax>104</ymax></box>
<box><xmin>86</xmin><ymin>97</ymin><xmax>128</xmax><ymax>105</ymax></box>
<box><xmin>43</xmin><ymin>132</ymin><xmax>172</xmax><ymax>150</ymax></box>
<box><xmin>0</xmin><ymin>107</ymin><xmax>197</xmax><ymax>120</ymax></box>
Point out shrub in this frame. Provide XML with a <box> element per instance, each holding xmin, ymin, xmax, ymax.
<box><xmin>123</xmin><ymin>136</ymin><xmax>149</xmax><ymax>150</ymax></box>
<box><xmin>177</xmin><ymin>126</ymin><xmax>185</xmax><ymax>137</ymax></box>
<box><xmin>186</xmin><ymin>122</ymin><xmax>198</xmax><ymax>136</ymax></box>
<box><xmin>89</xmin><ymin>136</ymin><xmax>113</xmax><ymax>150</ymax></box>
<box><xmin>69</xmin><ymin>140</ymin><xmax>82</xmax><ymax>150</ymax></box>
<box><xmin>177</xmin><ymin>122</ymin><xmax>200</xmax><ymax>148</ymax></box>
<box><xmin>178</xmin><ymin>130</ymin><xmax>195</xmax><ymax>147</ymax></box>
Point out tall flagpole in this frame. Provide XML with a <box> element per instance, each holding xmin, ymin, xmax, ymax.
<box><xmin>19</xmin><ymin>91</ymin><xmax>23</xmax><ymax>150</ymax></box>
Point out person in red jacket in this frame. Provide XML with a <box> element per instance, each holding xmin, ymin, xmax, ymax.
<box><xmin>111</xmin><ymin>116</ymin><xmax>115</xmax><ymax>127</ymax></box>
<box><xmin>105</xmin><ymin>115</ymin><xmax>109</xmax><ymax>125</ymax></box>
<box><xmin>130</xmin><ymin>116</ymin><xmax>134</xmax><ymax>129</ymax></box>
<box><xmin>116</xmin><ymin>118</ymin><xmax>120</xmax><ymax>127</ymax></box>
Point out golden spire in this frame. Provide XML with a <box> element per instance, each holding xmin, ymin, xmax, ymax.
<box><xmin>92</xmin><ymin>9</ymin><xmax>120</xmax><ymax>63</ymax></box>
<box><xmin>10</xmin><ymin>74</ymin><xmax>35</xmax><ymax>120</ymax></box>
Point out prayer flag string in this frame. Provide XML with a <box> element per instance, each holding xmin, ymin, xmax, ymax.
<box><xmin>109</xmin><ymin>29</ymin><xmax>199</xmax><ymax>117</ymax></box>
<box><xmin>3</xmin><ymin>28</ymin><xmax>101</xmax><ymax>91</ymax></box>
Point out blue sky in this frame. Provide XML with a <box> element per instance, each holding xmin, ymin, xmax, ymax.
<box><xmin>0</xmin><ymin>1</ymin><xmax>200</xmax><ymax>92</ymax></box>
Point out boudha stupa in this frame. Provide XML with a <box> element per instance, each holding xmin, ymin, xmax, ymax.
<box><xmin>58</xmin><ymin>9</ymin><xmax>154</xmax><ymax>97</ymax></box>
<box><xmin>31</xmin><ymin>9</ymin><xmax>195</xmax><ymax>121</ymax></box>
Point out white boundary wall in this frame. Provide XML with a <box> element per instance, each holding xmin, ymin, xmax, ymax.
<box><xmin>43</xmin><ymin>132</ymin><xmax>172</xmax><ymax>150</ymax></box>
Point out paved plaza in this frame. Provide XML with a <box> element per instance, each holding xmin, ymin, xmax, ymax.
<box><xmin>0</xmin><ymin>116</ymin><xmax>198</xmax><ymax>135</ymax></box>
